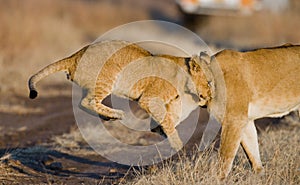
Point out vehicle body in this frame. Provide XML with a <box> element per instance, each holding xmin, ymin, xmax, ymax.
<box><xmin>176</xmin><ymin>0</ymin><xmax>289</xmax><ymax>15</ymax></box>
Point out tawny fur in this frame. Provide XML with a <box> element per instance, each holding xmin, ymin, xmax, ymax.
<box><xmin>28</xmin><ymin>41</ymin><xmax>300</xmax><ymax>179</ymax></box>
<box><xmin>28</xmin><ymin>40</ymin><xmax>209</xmax><ymax>152</ymax></box>
<box><xmin>206</xmin><ymin>44</ymin><xmax>300</xmax><ymax>179</ymax></box>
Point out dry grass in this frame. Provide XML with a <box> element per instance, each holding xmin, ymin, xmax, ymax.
<box><xmin>127</xmin><ymin>126</ymin><xmax>300</xmax><ymax>185</ymax></box>
<box><xmin>1</xmin><ymin>125</ymin><xmax>298</xmax><ymax>184</ymax></box>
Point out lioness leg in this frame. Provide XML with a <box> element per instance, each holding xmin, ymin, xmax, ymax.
<box><xmin>219</xmin><ymin>119</ymin><xmax>246</xmax><ymax>179</ymax></box>
<box><xmin>138</xmin><ymin>95</ymin><xmax>183</xmax><ymax>151</ymax></box>
<box><xmin>240</xmin><ymin>121</ymin><xmax>263</xmax><ymax>174</ymax></box>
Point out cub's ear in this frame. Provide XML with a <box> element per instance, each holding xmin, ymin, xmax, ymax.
<box><xmin>199</xmin><ymin>51</ymin><xmax>211</xmax><ymax>64</ymax></box>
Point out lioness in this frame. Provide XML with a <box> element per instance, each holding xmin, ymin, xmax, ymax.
<box><xmin>28</xmin><ymin>41</ymin><xmax>300</xmax><ymax>178</ymax></box>
<box><xmin>209</xmin><ymin>43</ymin><xmax>300</xmax><ymax>178</ymax></box>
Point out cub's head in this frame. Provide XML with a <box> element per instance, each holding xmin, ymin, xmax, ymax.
<box><xmin>188</xmin><ymin>53</ymin><xmax>214</xmax><ymax>107</ymax></box>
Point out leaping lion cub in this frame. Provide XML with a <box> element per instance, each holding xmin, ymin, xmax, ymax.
<box><xmin>28</xmin><ymin>40</ymin><xmax>300</xmax><ymax>178</ymax></box>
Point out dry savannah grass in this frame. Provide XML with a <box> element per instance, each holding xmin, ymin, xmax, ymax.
<box><xmin>0</xmin><ymin>124</ymin><xmax>299</xmax><ymax>184</ymax></box>
<box><xmin>129</xmin><ymin>127</ymin><xmax>300</xmax><ymax>185</ymax></box>
<box><xmin>0</xmin><ymin>0</ymin><xmax>299</xmax><ymax>184</ymax></box>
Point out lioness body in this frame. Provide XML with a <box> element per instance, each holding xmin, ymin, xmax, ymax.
<box><xmin>210</xmin><ymin>45</ymin><xmax>300</xmax><ymax>178</ymax></box>
<box><xmin>28</xmin><ymin>41</ymin><xmax>300</xmax><ymax>178</ymax></box>
<box><xmin>216</xmin><ymin>46</ymin><xmax>300</xmax><ymax>119</ymax></box>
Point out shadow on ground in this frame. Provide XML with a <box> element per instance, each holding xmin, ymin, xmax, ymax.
<box><xmin>0</xmin><ymin>146</ymin><xmax>129</xmax><ymax>179</ymax></box>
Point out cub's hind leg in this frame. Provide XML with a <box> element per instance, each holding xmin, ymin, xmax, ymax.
<box><xmin>240</xmin><ymin>120</ymin><xmax>263</xmax><ymax>174</ymax></box>
<box><xmin>80</xmin><ymin>90</ymin><xmax>95</xmax><ymax>112</ymax></box>
<box><xmin>94</xmin><ymin>91</ymin><xmax>125</xmax><ymax>120</ymax></box>
<box><xmin>80</xmin><ymin>90</ymin><xmax>124</xmax><ymax>120</ymax></box>
<box><xmin>93</xmin><ymin>78</ymin><xmax>125</xmax><ymax>119</ymax></box>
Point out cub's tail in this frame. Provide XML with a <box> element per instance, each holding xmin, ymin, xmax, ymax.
<box><xmin>28</xmin><ymin>58</ymin><xmax>70</xmax><ymax>99</ymax></box>
<box><xmin>28</xmin><ymin>46</ymin><xmax>88</xmax><ymax>99</ymax></box>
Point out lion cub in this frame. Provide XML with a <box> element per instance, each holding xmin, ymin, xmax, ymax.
<box><xmin>28</xmin><ymin>40</ymin><xmax>209</xmax><ymax>151</ymax></box>
<box><xmin>28</xmin><ymin>41</ymin><xmax>300</xmax><ymax>179</ymax></box>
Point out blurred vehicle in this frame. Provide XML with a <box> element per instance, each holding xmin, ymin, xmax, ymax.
<box><xmin>176</xmin><ymin>0</ymin><xmax>289</xmax><ymax>15</ymax></box>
